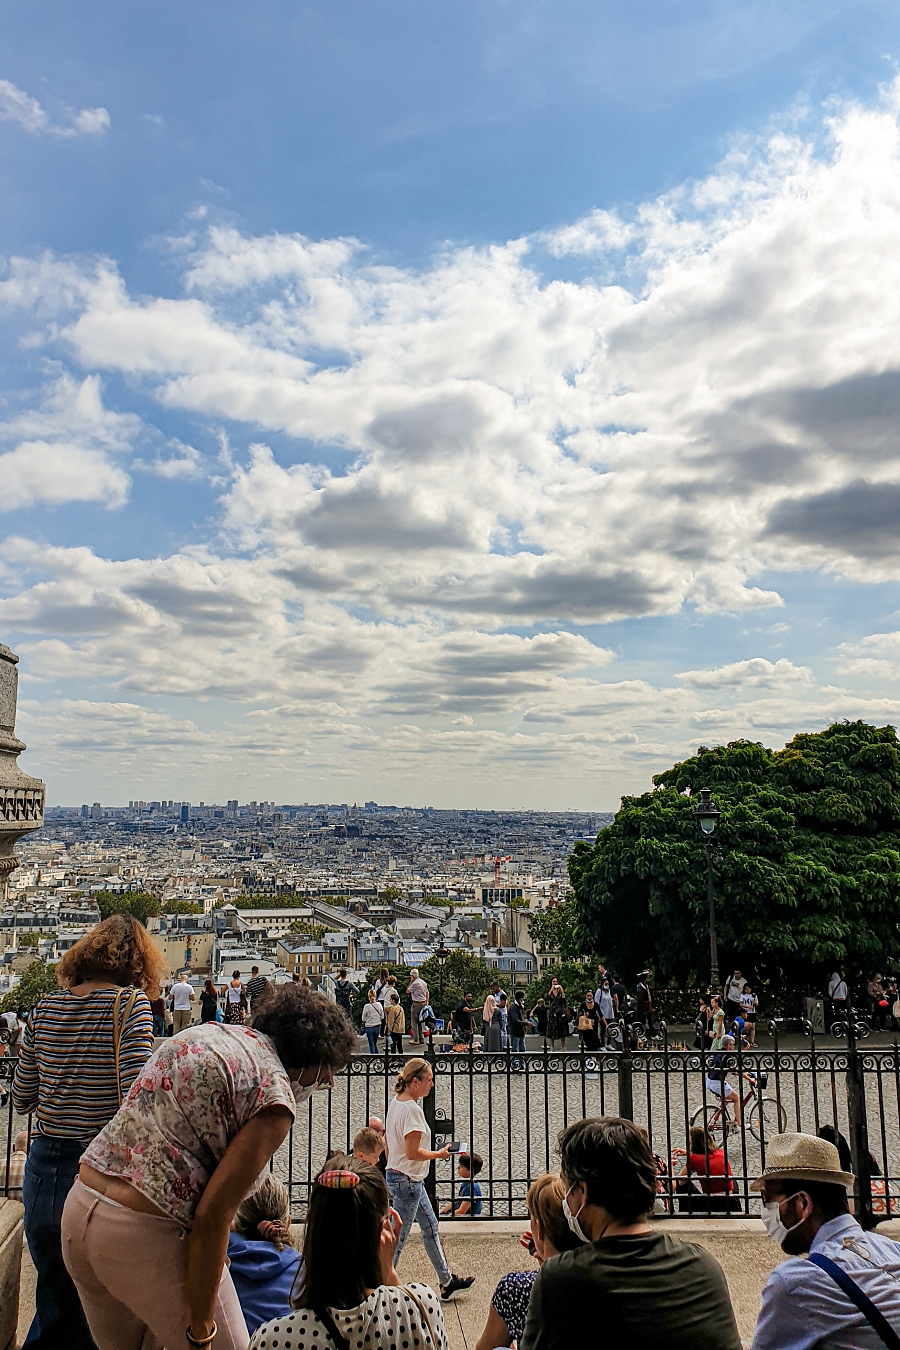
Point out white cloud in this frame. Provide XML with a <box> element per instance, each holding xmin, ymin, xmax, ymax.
<box><xmin>0</xmin><ymin>78</ymin><xmax>110</xmax><ymax>138</ymax></box>
<box><xmin>8</xmin><ymin>84</ymin><xmax>900</xmax><ymax>799</ymax></box>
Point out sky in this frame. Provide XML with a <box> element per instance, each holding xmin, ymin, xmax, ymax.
<box><xmin>4</xmin><ymin>1</ymin><xmax>900</xmax><ymax>810</ymax></box>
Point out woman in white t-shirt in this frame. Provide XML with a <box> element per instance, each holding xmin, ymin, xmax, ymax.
<box><xmin>250</xmin><ymin>1154</ymin><xmax>449</xmax><ymax>1350</ymax></box>
<box><xmin>385</xmin><ymin>1059</ymin><xmax>474</xmax><ymax>1301</ymax></box>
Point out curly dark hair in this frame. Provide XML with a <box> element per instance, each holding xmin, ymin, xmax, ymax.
<box><xmin>56</xmin><ymin>915</ymin><xmax>168</xmax><ymax>998</ymax></box>
<box><xmin>251</xmin><ymin>984</ymin><xmax>357</xmax><ymax>1071</ymax></box>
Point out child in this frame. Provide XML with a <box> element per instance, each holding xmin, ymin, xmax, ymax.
<box><xmin>227</xmin><ymin>1175</ymin><xmax>301</xmax><ymax>1336</ymax></box>
<box><xmin>418</xmin><ymin>1001</ymin><xmax>438</xmax><ymax>1042</ymax></box>
<box><xmin>441</xmin><ymin>1151</ymin><xmax>484</xmax><ymax>1217</ymax></box>
<box><xmin>352</xmin><ymin>1125</ymin><xmax>386</xmax><ymax>1168</ymax></box>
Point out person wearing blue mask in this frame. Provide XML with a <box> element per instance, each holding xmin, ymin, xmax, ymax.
<box><xmin>521</xmin><ymin>1116</ymin><xmax>740</xmax><ymax>1350</ymax></box>
<box><xmin>228</xmin><ymin>1175</ymin><xmax>301</xmax><ymax>1336</ymax></box>
<box><xmin>752</xmin><ymin>1132</ymin><xmax>900</xmax><ymax>1349</ymax></box>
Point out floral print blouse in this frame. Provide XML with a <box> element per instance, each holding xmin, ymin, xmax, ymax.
<box><xmin>82</xmin><ymin>1023</ymin><xmax>296</xmax><ymax>1224</ymax></box>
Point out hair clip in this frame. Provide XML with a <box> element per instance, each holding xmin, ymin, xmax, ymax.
<box><xmin>257</xmin><ymin>1219</ymin><xmax>288</xmax><ymax>1241</ymax></box>
<box><xmin>317</xmin><ymin>1169</ymin><xmax>360</xmax><ymax>1189</ymax></box>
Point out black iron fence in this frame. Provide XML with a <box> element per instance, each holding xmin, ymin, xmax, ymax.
<box><xmin>3</xmin><ymin>1021</ymin><xmax>899</xmax><ymax>1224</ymax></box>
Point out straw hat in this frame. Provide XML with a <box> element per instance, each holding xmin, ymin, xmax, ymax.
<box><xmin>750</xmin><ymin>1132</ymin><xmax>854</xmax><ymax>1192</ymax></box>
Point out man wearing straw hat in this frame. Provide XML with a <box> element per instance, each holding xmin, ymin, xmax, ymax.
<box><xmin>752</xmin><ymin>1132</ymin><xmax>900</xmax><ymax>1348</ymax></box>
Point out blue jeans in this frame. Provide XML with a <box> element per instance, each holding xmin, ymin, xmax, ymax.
<box><xmin>365</xmin><ymin>1027</ymin><xmax>380</xmax><ymax>1053</ymax></box>
<box><xmin>386</xmin><ymin>1169</ymin><xmax>451</xmax><ymax>1286</ymax></box>
<box><xmin>510</xmin><ymin>1035</ymin><xmax>525</xmax><ymax>1052</ymax></box>
<box><xmin>24</xmin><ymin>1134</ymin><xmax>96</xmax><ymax>1348</ymax></box>
<box><xmin>151</xmin><ymin>1013</ymin><xmax>165</xmax><ymax>1037</ymax></box>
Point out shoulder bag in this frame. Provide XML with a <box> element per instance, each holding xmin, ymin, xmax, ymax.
<box><xmin>112</xmin><ymin>986</ymin><xmax>140</xmax><ymax>1104</ymax></box>
<box><xmin>808</xmin><ymin>1253</ymin><xmax>900</xmax><ymax>1350</ymax></box>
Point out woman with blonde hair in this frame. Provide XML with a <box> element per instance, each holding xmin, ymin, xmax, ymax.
<box><xmin>228</xmin><ymin>1175</ymin><xmax>301</xmax><ymax>1335</ymax></box>
<box><xmin>476</xmin><ymin>1172</ymin><xmax>581</xmax><ymax>1350</ymax></box>
<box><xmin>385</xmin><ymin>1057</ymin><xmax>475</xmax><ymax>1300</ymax></box>
<box><xmin>12</xmin><ymin>913</ymin><xmax>165</xmax><ymax>1349</ymax></box>
<box><xmin>250</xmin><ymin>1154</ymin><xmax>448</xmax><ymax>1349</ymax></box>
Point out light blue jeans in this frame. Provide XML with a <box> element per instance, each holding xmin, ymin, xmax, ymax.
<box><xmin>386</xmin><ymin>1168</ymin><xmax>451</xmax><ymax>1286</ymax></box>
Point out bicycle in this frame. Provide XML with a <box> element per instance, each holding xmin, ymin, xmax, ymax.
<box><xmin>690</xmin><ymin>1071</ymin><xmax>786</xmax><ymax>1144</ymax></box>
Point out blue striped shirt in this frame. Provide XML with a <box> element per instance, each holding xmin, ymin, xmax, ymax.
<box><xmin>12</xmin><ymin>987</ymin><xmax>154</xmax><ymax>1141</ymax></box>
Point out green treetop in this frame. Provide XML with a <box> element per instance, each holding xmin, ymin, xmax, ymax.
<box><xmin>569</xmin><ymin>721</ymin><xmax>900</xmax><ymax>986</ymax></box>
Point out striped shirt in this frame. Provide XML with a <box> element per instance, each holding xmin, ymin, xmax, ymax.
<box><xmin>245</xmin><ymin>975</ymin><xmax>268</xmax><ymax>1008</ymax></box>
<box><xmin>12</xmin><ymin>987</ymin><xmax>154</xmax><ymax>1141</ymax></box>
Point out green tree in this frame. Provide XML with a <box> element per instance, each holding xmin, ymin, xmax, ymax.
<box><xmin>527</xmin><ymin>901</ymin><xmax>591</xmax><ymax>963</ymax></box>
<box><xmin>526</xmin><ymin>961</ymin><xmax>597</xmax><ymax>1011</ymax></box>
<box><xmin>95</xmin><ymin>891</ymin><xmax>160</xmax><ymax>926</ymax></box>
<box><xmin>418</xmin><ymin>950</ymin><xmax>495</xmax><ymax>1018</ymax></box>
<box><xmin>288</xmin><ymin>920</ymin><xmax>329</xmax><ymax>940</ymax></box>
<box><xmin>161</xmin><ymin>899</ymin><xmax>202</xmax><ymax>915</ymax></box>
<box><xmin>570</xmin><ymin>721</ymin><xmax>900</xmax><ymax>986</ymax></box>
<box><xmin>0</xmin><ymin>961</ymin><xmax>59</xmax><ymax>1013</ymax></box>
<box><xmin>17</xmin><ymin>932</ymin><xmax>41</xmax><ymax>948</ymax></box>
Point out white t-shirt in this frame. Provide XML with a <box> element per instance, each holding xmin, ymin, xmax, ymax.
<box><xmin>249</xmin><ymin>1283</ymin><xmax>448</xmax><ymax>1350</ymax></box>
<box><xmin>386</xmin><ymin>1096</ymin><xmax>430</xmax><ymax>1180</ymax></box>
<box><xmin>725</xmin><ymin>976</ymin><xmax>744</xmax><ymax>1003</ymax></box>
<box><xmin>172</xmin><ymin>982</ymin><xmax>193</xmax><ymax>1011</ymax></box>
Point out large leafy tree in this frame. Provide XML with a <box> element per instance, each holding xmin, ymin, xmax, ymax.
<box><xmin>570</xmin><ymin>722</ymin><xmax>900</xmax><ymax>986</ymax></box>
<box><xmin>0</xmin><ymin>961</ymin><xmax>59</xmax><ymax>1013</ymax></box>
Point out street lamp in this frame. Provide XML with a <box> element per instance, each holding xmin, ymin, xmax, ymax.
<box><xmin>435</xmin><ymin>942</ymin><xmax>449</xmax><ymax>1006</ymax></box>
<box><xmin>692</xmin><ymin>787</ymin><xmax>721</xmax><ymax>991</ymax></box>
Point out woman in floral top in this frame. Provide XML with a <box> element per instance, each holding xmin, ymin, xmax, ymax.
<box><xmin>61</xmin><ymin>985</ymin><xmax>357</xmax><ymax>1350</ymax></box>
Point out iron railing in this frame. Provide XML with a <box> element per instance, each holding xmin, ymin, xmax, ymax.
<box><xmin>3</xmin><ymin>1020</ymin><xmax>898</xmax><ymax>1224</ymax></box>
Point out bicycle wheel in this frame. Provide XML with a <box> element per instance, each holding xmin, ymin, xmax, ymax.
<box><xmin>749</xmin><ymin>1096</ymin><xmax>787</xmax><ymax>1141</ymax></box>
<box><xmin>691</xmin><ymin>1101</ymin><xmax>727</xmax><ymax>1146</ymax></box>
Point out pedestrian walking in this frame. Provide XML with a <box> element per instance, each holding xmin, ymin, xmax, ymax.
<box><xmin>576</xmin><ymin>991</ymin><xmax>602</xmax><ymax>1052</ymax></box>
<box><xmin>13</xmin><ymin>915</ymin><xmax>163</xmax><ymax>1350</ymax></box>
<box><xmin>610</xmin><ymin>972</ymin><xmax>628</xmax><ymax>1018</ymax></box>
<box><xmin>635</xmin><ymin>970</ymin><xmax>655</xmax><ymax>1036</ymax></box>
<box><xmin>710</xmin><ymin>995</ymin><xmax>726</xmax><ymax>1048</ymax></box>
<box><xmin>170</xmin><ymin>972</ymin><xmax>195</xmax><ymax>1033</ymax></box>
<box><xmin>546</xmin><ymin>980</ymin><xmax>568</xmax><ymax>1049</ymax></box>
<box><xmin>827</xmin><ymin>970</ymin><xmax>848</xmax><ymax>1026</ymax></box>
<box><xmin>148</xmin><ymin>992</ymin><xmax>166</xmax><ymax>1038</ymax></box>
<box><xmin>224</xmin><ymin>969</ymin><xmax>247</xmax><ymax>1024</ymax></box>
<box><xmin>362</xmin><ymin>988</ymin><xmax>386</xmax><ymax>1053</ymax></box>
<box><xmin>723</xmin><ymin>969</ymin><xmax>745</xmax><ymax>1023</ymax></box>
<box><xmin>385</xmin><ymin>991</ymin><xmax>405</xmax><ymax>1051</ymax></box>
<box><xmin>407</xmin><ymin>968</ymin><xmax>429</xmax><ymax>1045</ymax></box>
<box><xmin>245</xmin><ymin>965</ymin><xmax>269</xmax><ymax>1013</ymax></box>
<box><xmin>752</xmin><ymin>1132</ymin><xmax>900</xmax><ymax>1349</ymax></box>
<box><xmin>62</xmin><ymin>985</ymin><xmax>355</xmax><ymax>1350</ymax></box>
<box><xmin>199</xmin><ymin>978</ymin><xmax>219</xmax><ymax>1023</ymax></box>
<box><xmin>385</xmin><ymin>1058</ymin><xmax>475</xmax><ymax>1301</ymax></box>
<box><xmin>740</xmin><ymin>983</ymin><xmax>758</xmax><ymax>1045</ymax></box>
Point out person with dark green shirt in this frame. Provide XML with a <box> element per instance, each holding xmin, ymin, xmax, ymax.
<box><xmin>521</xmin><ymin>1116</ymin><xmax>741</xmax><ymax>1350</ymax></box>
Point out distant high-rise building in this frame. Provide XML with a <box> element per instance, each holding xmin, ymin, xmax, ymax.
<box><xmin>81</xmin><ymin>804</ymin><xmax>90</xmax><ymax>818</ymax></box>
<box><xmin>180</xmin><ymin>803</ymin><xmax>189</xmax><ymax>823</ymax></box>
<box><xmin>91</xmin><ymin>802</ymin><xmax>102</xmax><ymax>820</ymax></box>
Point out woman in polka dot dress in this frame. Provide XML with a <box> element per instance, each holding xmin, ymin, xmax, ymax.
<box><xmin>250</xmin><ymin>1155</ymin><xmax>448</xmax><ymax>1350</ymax></box>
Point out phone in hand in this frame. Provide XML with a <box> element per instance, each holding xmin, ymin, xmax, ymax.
<box><xmin>447</xmin><ymin>1141</ymin><xmax>468</xmax><ymax>1154</ymax></box>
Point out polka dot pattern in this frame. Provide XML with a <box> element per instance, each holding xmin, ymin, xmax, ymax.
<box><xmin>248</xmin><ymin>1284</ymin><xmax>448</xmax><ymax>1350</ymax></box>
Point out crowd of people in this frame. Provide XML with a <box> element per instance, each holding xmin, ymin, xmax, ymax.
<box><xmin>7</xmin><ymin>922</ymin><xmax>900</xmax><ymax>1349</ymax></box>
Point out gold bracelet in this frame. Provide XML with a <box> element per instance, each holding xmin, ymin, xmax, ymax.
<box><xmin>185</xmin><ymin>1322</ymin><xmax>217</xmax><ymax>1346</ymax></box>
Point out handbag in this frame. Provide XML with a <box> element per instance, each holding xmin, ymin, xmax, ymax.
<box><xmin>111</xmin><ymin>986</ymin><xmax>140</xmax><ymax>1104</ymax></box>
<box><xmin>577</xmin><ymin>1014</ymin><xmax>594</xmax><ymax>1032</ymax></box>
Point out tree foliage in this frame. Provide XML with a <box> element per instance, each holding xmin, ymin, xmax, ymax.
<box><xmin>570</xmin><ymin>722</ymin><xmax>900</xmax><ymax>986</ymax></box>
<box><xmin>417</xmin><ymin>950</ymin><xmax>495</xmax><ymax>1018</ymax></box>
<box><xmin>526</xmin><ymin>961</ymin><xmax>597</xmax><ymax>1010</ymax></box>
<box><xmin>0</xmin><ymin>960</ymin><xmax>59</xmax><ymax>1013</ymax></box>
<box><xmin>95</xmin><ymin>891</ymin><xmax>160</xmax><ymax>926</ymax></box>
<box><xmin>527</xmin><ymin>902</ymin><xmax>590</xmax><ymax>962</ymax></box>
<box><xmin>161</xmin><ymin>899</ymin><xmax>202</xmax><ymax>915</ymax></box>
<box><xmin>288</xmin><ymin>919</ymin><xmax>329</xmax><ymax>940</ymax></box>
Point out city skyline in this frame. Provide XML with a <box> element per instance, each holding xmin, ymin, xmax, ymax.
<box><xmin>4</xmin><ymin>3</ymin><xmax>900</xmax><ymax>809</ymax></box>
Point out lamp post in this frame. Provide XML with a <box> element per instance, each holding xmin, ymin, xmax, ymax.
<box><xmin>435</xmin><ymin>942</ymin><xmax>449</xmax><ymax>1008</ymax></box>
<box><xmin>692</xmin><ymin>787</ymin><xmax>721</xmax><ymax>992</ymax></box>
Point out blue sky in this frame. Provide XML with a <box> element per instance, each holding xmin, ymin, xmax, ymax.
<box><xmin>3</xmin><ymin>0</ymin><xmax>900</xmax><ymax>808</ymax></box>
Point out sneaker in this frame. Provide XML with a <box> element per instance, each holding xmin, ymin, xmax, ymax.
<box><xmin>440</xmin><ymin>1275</ymin><xmax>475</xmax><ymax>1300</ymax></box>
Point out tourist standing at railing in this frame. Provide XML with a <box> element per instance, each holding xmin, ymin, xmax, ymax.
<box><xmin>245</xmin><ymin>966</ymin><xmax>269</xmax><ymax>1014</ymax></box>
<box><xmin>224</xmin><ymin>969</ymin><xmax>248</xmax><ymax>1025</ymax></box>
<box><xmin>385</xmin><ymin>1057</ymin><xmax>475</xmax><ymax>1301</ymax></box>
<box><xmin>334</xmin><ymin>968</ymin><xmax>356</xmax><ymax>1021</ymax></box>
<box><xmin>171</xmin><ymin>971</ymin><xmax>196</xmax><ymax>1032</ymax></box>
<box><xmin>13</xmin><ymin>914</ymin><xmax>163</xmax><ymax>1350</ymax></box>
<box><xmin>385</xmin><ymin>991</ymin><xmax>405</xmax><ymax>1051</ymax></box>
<box><xmin>546</xmin><ymin>980</ymin><xmax>569</xmax><ymax>1049</ymax></box>
<box><xmin>61</xmin><ymin>984</ymin><xmax>356</xmax><ymax>1350</ymax></box>
<box><xmin>200</xmin><ymin>978</ymin><xmax>220</xmax><ymax>1023</ymax></box>
<box><xmin>407</xmin><ymin>968</ymin><xmax>429</xmax><ymax>1045</ymax></box>
<box><xmin>363</xmin><ymin>988</ymin><xmax>386</xmax><ymax>1053</ymax></box>
<box><xmin>752</xmin><ymin>1132</ymin><xmax>900</xmax><ymax>1349</ymax></box>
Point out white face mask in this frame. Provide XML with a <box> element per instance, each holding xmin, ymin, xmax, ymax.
<box><xmin>290</xmin><ymin>1070</ymin><xmax>331</xmax><ymax>1107</ymax></box>
<box><xmin>562</xmin><ymin>1185</ymin><xmax>590</xmax><ymax>1243</ymax></box>
<box><xmin>761</xmin><ymin>1195</ymin><xmax>804</xmax><ymax>1247</ymax></box>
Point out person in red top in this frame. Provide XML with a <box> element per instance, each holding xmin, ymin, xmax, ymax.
<box><xmin>673</xmin><ymin>1127</ymin><xmax>738</xmax><ymax>1213</ymax></box>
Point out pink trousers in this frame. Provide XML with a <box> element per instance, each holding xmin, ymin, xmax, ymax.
<box><xmin>61</xmin><ymin>1178</ymin><xmax>249</xmax><ymax>1350</ymax></box>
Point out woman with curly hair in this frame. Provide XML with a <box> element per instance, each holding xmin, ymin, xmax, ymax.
<box><xmin>12</xmin><ymin>913</ymin><xmax>166</xmax><ymax>1350</ymax></box>
<box><xmin>61</xmin><ymin>983</ymin><xmax>357</xmax><ymax>1350</ymax></box>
